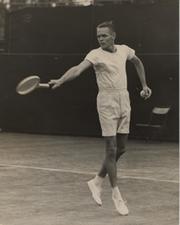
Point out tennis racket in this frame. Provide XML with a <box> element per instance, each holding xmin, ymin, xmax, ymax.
<box><xmin>16</xmin><ymin>75</ymin><xmax>50</xmax><ymax>95</ymax></box>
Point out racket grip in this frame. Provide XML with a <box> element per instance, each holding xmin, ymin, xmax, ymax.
<box><xmin>38</xmin><ymin>83</ymin><xmax>50</xmax><ymax>88</ymax></box>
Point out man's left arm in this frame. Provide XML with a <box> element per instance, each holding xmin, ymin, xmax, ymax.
<box><xmin>129</xmin><ymin>55</ymin><xmax>152</xmax><ymax>100</ymax></box>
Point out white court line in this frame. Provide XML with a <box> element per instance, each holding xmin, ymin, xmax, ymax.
<box><xmin>120</xmin><ymin>176</ymin><xmax>179</xmax><ymax>184</ymax></box>
<box><xmin>0</xmin><ymin>163</ymin><xmax>179</xmax><ymax>184</ymax></box>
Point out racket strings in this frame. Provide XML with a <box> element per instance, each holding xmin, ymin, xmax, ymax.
<box><xmin>16</xmin><ymin>76</ymin><xmax>40</xmax><ymax>95</ymax></box>
<box><xmin>18</xmin><ymin>79</ymin><xmax>39</xmax><ymax>92</ymax></box>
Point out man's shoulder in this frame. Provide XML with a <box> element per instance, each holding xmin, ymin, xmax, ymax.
<box><xmin>85</xmin><ymin>47</ymin><xmax>101</xmax><ymax>63</ymax></box>
<box><xmin>116</xmin><ymin>44</ymin><xmax>135</xmax><ymax>54</ymax></box>
<box><xmin>86</xmin><ymin>48</ymin><xmax>102</xmax><ymax>59</ymax></box>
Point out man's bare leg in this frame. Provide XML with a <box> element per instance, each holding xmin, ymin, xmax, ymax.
<box><xmin>96</xmin><ymin>134</ymin><xmax>129</xmax><ymax>215</ymax></box>
<box><xmin>98</xmin><ymin>134</ymin><xmax>128</xmax><ymax>178</ymax></box>
<box><xmin>87</xmin><ymin>136</ymin><xmax>117</xmax><ymax>205</ymax></box>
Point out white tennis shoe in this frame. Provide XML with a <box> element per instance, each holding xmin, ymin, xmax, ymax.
<box><xmin>87</xmin><ymin>179</ymin><xmax>102</xmax><ymax>206</ymax></box>
<box><xmin>112</xmin><ymin>195</ymin><xmax>129</xmax><ymax>216</ymax></box>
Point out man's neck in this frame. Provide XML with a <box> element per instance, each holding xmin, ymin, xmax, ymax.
<box><xmin>103</xmin><ymin>45</ymin><xmax>117</xmax><ymax>53</ymax></box>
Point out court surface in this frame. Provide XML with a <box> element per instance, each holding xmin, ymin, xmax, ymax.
<box><xmin>0</xmin><ymin>132</ymin><xmax>178</xmax><ymax>225</ymax></box>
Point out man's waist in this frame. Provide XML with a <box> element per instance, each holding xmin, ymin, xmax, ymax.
<box><xmin>98</xmin><ymin>87</ymin><xmax>128</xmax><ymax>93</ymax></box>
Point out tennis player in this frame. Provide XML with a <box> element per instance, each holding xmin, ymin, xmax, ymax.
<box><xmin>49</xmin><ymin>21</ymin><xmax>152</xmax><ymax>216</ymax></box>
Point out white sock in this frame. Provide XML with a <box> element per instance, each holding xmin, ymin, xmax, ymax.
<box><xmin>112</xmin><ymin>186</ymin><xmax>123</xmax><ymax>200</ymax></box>
<box><xmin>93</xmin><ymin>175</ymin><xmax>104</xmax><ymax>187</ymax></box>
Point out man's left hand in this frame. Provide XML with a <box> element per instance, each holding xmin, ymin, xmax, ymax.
<box><xmin>140</xmin><ymin>86</ymin><xmax>152</xmax><ymax>100</ymax></box>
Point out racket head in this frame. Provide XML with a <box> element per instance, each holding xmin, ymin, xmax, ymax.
<box><xmin>16</xmin><ymin>75</ymin><xmax>40</xmax><ymax>95</ymax></box>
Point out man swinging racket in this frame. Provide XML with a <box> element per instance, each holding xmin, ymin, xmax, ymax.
<box><xmin>49</xmin><ymin>21</ymin><xmax>152</xmax><ymax>216</ymax></box>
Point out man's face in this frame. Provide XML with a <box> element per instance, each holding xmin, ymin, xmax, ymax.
<box><xmin>97</xmin><ymin>27</ymin><xmax>116</xmax><ymax>50</ymax></box>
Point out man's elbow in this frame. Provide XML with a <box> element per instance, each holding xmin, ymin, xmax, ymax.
<box><xmin>71</xmin><ymin>60</ymin><xmax>91</xmax><ymax>78</ymax></box>
<box><xmin>130</xmin><ymin>55</ymin><xmax>142</xmax><ymax>66</ymax></box>
<box><xmin>72</xmin><ymin>66</ymin><xmax>82</xmax><ymax>78</ymax></box>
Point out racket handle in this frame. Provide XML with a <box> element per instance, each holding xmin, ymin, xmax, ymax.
<box><xmin>38</xmin><ymin>83</ymin><xmax>50</xmax><ymax>88</ymax></box>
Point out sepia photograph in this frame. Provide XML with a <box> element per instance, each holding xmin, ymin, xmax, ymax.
<box><xmin>0</xmin><ymin>0</ymin><xmax>178</xmax><ymax>224</ymax></box>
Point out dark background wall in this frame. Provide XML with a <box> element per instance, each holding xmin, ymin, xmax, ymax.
<box><xmin>0</xmin><ymin>2</ymin><xmax>178</xmax><ymax>140</ymax></box>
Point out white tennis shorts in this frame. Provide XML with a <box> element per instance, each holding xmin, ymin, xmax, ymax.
<box><xmin>97</xmin><ymin>89</ymin><xmax>131</xmax><ymax>137</ymax></box>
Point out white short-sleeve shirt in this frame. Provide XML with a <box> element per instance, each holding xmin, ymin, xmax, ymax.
<box><xmin>85</xmin><ymin>44</ymin><xmax>135</xmax><ymax>91</ymax></box>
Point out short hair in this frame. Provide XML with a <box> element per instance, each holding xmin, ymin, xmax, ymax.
<box><xmin>96</xmin><ymin>21</ymin><xmax>115</xmax><ymax>33</ymax></box>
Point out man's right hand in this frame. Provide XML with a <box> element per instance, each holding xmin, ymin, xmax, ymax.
<box><xmin>48</xmin><ymin>79</ymin><xmax>62</xmax><ymax>90</ymax></box>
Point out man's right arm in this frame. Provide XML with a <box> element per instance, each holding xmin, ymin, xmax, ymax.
<box><xmin>49</xmin><ymin>60</ymin><xmax>92</xmax><ymax>89</ymax></box>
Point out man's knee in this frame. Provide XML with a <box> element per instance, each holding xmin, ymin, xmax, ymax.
<box><xmin>116</xmin><ymin>134</ymin><xmax>128</xmax><ymax>157</ymax></box>
<box><xmin>105</xmin><ymin>137</ymin><xmax>117</xmax><ymax>161</ymax></box>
